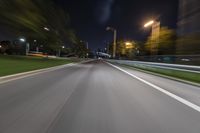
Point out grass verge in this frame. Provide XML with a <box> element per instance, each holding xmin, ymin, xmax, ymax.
<box><xmin>0</xmin><ymin>55</ymin><xmax>74</xmax><ymax>77</ymax></box>
<box><xmin>112</xmin><ymin>62</ymin><xmax>200</xmax><ymax>84</ymax></box>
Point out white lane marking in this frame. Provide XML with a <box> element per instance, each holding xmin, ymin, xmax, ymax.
<box><xmin>106</xmin><ymin>62</ymin><xmax>200</xmax><ymax>113</ymax></box>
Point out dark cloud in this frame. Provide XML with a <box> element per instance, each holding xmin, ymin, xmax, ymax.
<box><xmin>95</xmin><ymin>0</ymin><xmax>115</xmax><ymax>24</ymax></box>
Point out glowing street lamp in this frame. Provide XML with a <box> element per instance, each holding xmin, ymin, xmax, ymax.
<box><xmin>125</xmin><ymin>42</ymin><xmax>132</xmax><ymax>46</ymax></box>
<box><xmin>144</xmin><ymin>20</ymin><xmax>160</xmax><ymax>55</ymax></box>
<box><xmin>44</xmin><ymin>27</ymin><xmax>50</xmax><ymax>31</ymax></box>
<box><xmin>125</xmin><ymin>41</ymin><xmax>134</xmax><ymax>49</ymax></box>
<box><xmin>19</xmin><ymin>38</ymin><xmax>29</xmax><ymax>55</ymax></box>
<box><xmin>19</xmin><ymin>38</ymin><xmax>26</xmax><ymax>42</ymax></box>
<box><xmin>144</xmin><ymin>20</ymin><xmax>154</xmax><ymax>28</ymax></box>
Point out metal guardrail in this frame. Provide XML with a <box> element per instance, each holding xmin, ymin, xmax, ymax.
<box><xmin>107</xmin><ymin>60</ymin><xmax>200</xmax><ymax>74</ymax></box>
<box><xmin>117</xmin><ymin>55</ymin><xmax>200</xmax><ymax>66</ymax></box>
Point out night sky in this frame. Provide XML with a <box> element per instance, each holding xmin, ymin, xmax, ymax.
<box><xmin>58</xmin><ymin>0</ymin><xmax>179</xmax><ymax>50</ymax></box>
<box><xmin>0</xmin><ymin>0</ymin><xmax>179</xmax><ymax>51</ymax></box>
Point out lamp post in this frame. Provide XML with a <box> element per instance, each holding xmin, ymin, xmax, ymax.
<box><xmin>58</xmin><ymin>45</ymin><xmax>65</xmax><ymax>57</ymax></box>
<box><xmin>106</xmin><ymin>27</ymin><xmax>117</xmax><ymax>58</ymax></box>
<box><xmin>34</xmin><ymin>40</ymin><xmax>39</xmax><ymax>52</ymax></box>
<box><xmin>86</xmin><ymin>42</ymin><xmax>89</xmax><ymax>58</ymax></box>
<box><xmin>144</xmin><ymin>20</ymin><xmax>160</xmax><ymax>55</ymax></box>
<box><xmin>19</xmin><ymin>38</ymin><xmax>29</xmax><ymax>56</ymax></box>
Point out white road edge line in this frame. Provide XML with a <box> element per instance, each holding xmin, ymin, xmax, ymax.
<box><xmin>106</xmin><ymin>62</ymin><xmax>200</xmax><ymax>113</ymax></box>
<box><xmin>0</xmin><ymin>63</ymin><xmax>75</xmax><ymax>84</ymax></box>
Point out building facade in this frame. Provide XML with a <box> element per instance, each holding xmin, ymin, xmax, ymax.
<box><xmin>177</xmin><ymin>0</ymin><xmax>200</xmax><ymax>36</ymax></box>
<box><xmin>177</xmin><ymin>0</ymin><xmax>200</xmax><ymax>54</ymax></box>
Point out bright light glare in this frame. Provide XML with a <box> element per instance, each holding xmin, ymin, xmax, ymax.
<box><xmin>0</xmin><ymin>45</ymin><xmax>2</xmax><ymax>48</ymax></box>
<box><xmin>125</xmin><ymin>42</ymin><xmax>132</xmax><ymax>45</ymax></box>
<box><xmin>144</xmin><ymin>20</ymin><xmax>154</xmax><ymax>28</ymax></box>
<box><xmin>44</xmin><ymin>27</ymin><xmax>50</xmax><ymax>31</ymax></box>
<box><xmin>20</xmin><ymin>38</ymin><xmax>26</xmax><ymax>42</ymax></box>
<box><xmin>106</xmin><ymin>27</ymin><xmax>111</xmax><ymax>31</ymax></box>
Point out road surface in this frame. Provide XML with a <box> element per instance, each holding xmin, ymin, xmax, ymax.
<box><xmin>0</xmin><ymin>60</ymin><xmax>200</xmax><ymax>133</ymax></box>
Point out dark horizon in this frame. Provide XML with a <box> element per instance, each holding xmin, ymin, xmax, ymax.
<box><xmin>58</xmin><ymin>0</ymin><xmax>179</xmax><ymax>50</ymax></box>
<box><xmin>0</xmin><ymin>0</ymin><xmax>179</xmax><ymax>51</ymax></box>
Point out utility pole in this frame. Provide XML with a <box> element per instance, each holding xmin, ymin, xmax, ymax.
<box><xmin>26</xmin><ymin>43</ymin><xmax>30</xmax><ymax>56</ymax></box>
<box><xmin>106</xmin><ymin>27</ymin><xmax>117</xmax><ymax>58</ymax></box>
<box><xmin>86</xmin><ymin>42</ymin><xmax>89</xmax><ymax>58</ymax></box>
<box><xmin>113</xmin><ymin>29</ymin><xmax>117</xmax><ymax>58</ymax></box>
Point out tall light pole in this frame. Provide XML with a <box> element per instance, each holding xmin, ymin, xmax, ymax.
<box><xmin>144</xmin><ymin>20</ymin><xmax>160</xmax><ymax>55</ymax></box>
<box><xmin>106</xmin><ymin>27</ymin><xmax>117</xmax><ymax>58</ymax></box>
<box><xmin>19</xmin><ymin>38</ymin><xmax>29</xmax><ymax>56</ymax></box>
<box><xmin>34</xmin><ymin>40</ymin><xmax>39</xmax><ymax>52</ymax></box>
<box><xmin>86</xmin><ymin>42</ymin><xmax>89</xmax><ymax>58</ymax></box>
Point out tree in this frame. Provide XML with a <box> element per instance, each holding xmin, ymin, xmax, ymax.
<box><xmin>72</xmin><ymin>41</ymin><xmax>89</xmax><ymax>58</ymax></box>
<box><xmin>116</xmin><ymin>40</ymin><xmax>138</xmax><ymax>59</ymax></box>
<box><xmin>0</xmin><ymin>41</ymin><xmax>13</xmax><ymax>54</ymax></box>
<box><xmin>0</xmin><ymin>0</ymin><xmax>78</xmax><ymax>55</ymax></box>
<box><xmin>0</xmin><ymin>0</ymin><xmax>46</xmax><ymax>37</ymax></box>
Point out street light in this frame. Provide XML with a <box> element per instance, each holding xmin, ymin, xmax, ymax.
<box><xmin>19</xmin><ymin>38</ymin><xmax>26</xmax><ymax>42</ymax></box>
<box><xmin>19</xmin><ymin>38</ymin><xmax>29</xmax><ymax>55</ymax></box>
<box><xmin>34</xmin><ymin>40</ymin><xmax>39</xmax><ymax>52</ymax></box>
<box><xmin>144</xmin><ymin>20</ymin><xmax>160</xmax><ymax>55</ymax></box>
<box><xmin>58</xmin><ymin>45</ymin><xmax>65</xmax><ymax>57</ymax></box>
<box><xmin>144</xmin><ymin>20</ymin><xmax>154</xmax><ymax>28</ymax></box>
<box><xmin>44</xmin><ymin>27</ymin><xmax>50</xmax><ymax>31</ymax></box>
<box><xmin>125</xmin><ymin>41</ymin><xmax>134</xmax><ymax>49</ymax></box>
<box><xmin>125</xmin><ymin>42</ymin><xmax>132</xmax><ymax>46</ymax></box>
<box><xmin>106</xmin><ymin>26</ymin><xmax>117</xmax><ymax>58</ymax></box>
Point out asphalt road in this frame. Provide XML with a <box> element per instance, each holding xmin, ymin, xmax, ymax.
<box><xmin>0</xmin><ymin>60</ymin><xmax>200</xmax><ymax>133</ymax></box>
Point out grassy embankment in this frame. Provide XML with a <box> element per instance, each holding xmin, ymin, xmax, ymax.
<box><xmin>115</xmin><ymin>62</ymin><xmax>200</xmax><ymax>84</ymax></box>
<box><xmin>0</xmin><ymin>55</ymin><xmax>74</xmax><ymax>76</ymax></box>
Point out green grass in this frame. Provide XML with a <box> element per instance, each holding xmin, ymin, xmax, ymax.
<box><xmin>114</xmin><ymin>63</ymin><xmax>200</xmax><ymax>84</ymax></box>
<box><xmin>0</xmin><ymin>55</ymin><xmax>74</xmax><ymax>77</ymax></box>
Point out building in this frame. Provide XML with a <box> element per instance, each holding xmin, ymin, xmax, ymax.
<box><xmin>177</xmin><ymin>0</ymin><xmax>200</xmax><ymax>54</ymax></box>
<box><xmin>177</xmin><ymin>0</ymin><xmax>200</xmax><ymax>36</ymax></box>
